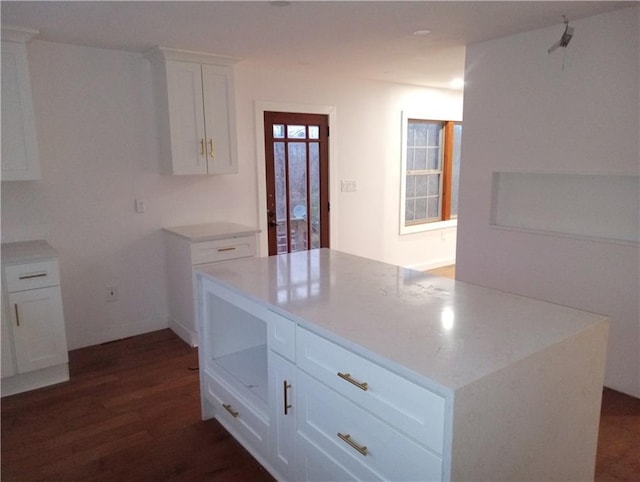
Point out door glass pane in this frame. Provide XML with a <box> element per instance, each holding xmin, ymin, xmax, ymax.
<box><xmin>287</xmin><ymin>125</ymin><xmax>306</xmax><ymax>139</ymax></box>
<box><xmin>273</xmin><ymin>124</ymin><xmax>285</xmax><ymax>139</ymax></box>
<box><xmin>288</xmin><ymin>142</ymin><xmax>308</xmax><ymax>252</ymax></box>
<box><xmin>274</xmin><ymin>142</ymin><xmax>288</xmax><ymax>254</ymax></box>
<box><xmin>309</xmin><ymin>126</ymin><xmax>320</xmax><ymax>139</ymax></box>
<box><xmin>309</xmin><ymin>142</ymin><xmax>320</xmax><ymax>249</ymax></box>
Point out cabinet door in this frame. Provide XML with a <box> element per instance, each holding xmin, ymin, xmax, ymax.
<box><xmin>201</xmin><ymin>64</ymin><xmax>238</xmax><ymax>174</ymax></box>
<box><xmin>269</xmin><ymin>352</ymin><xmax>296</xmax><ymax>481</ymax></box>
<box><xmin>165</xmin><ymin>60</ymin><xmax>207</xmax><ymax>175</ymax></box>
<box><xmin>1</xmin><ymin>41</ymin><xmax>40</xmax><ymax>181</ymax></box>
<box><xmin>1</xmin><ymin>292</ymin><xmax>17</xmax><ymax>378</ymax></box>
<box><xmin>8</xmin><ymin>286</ymin><xmax>69</xmax><ymax>373</ymax></box>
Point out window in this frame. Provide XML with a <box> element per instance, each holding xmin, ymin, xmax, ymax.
<box><xmin>400</xmin><ymin>112</ymin><xmax>462</xmax><ymax>234</ymax></box>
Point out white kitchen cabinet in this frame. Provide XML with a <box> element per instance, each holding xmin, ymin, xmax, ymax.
<box><xmin>195</xmin><ymin>249</ymin><xmax>610</xmax><ymax>482</ymax></box>
<box><xmin>163</xmin><ymin>222</ymin><xmax>259</xmax><ymax>346</ymax></box>
<box><xmin>269</xmin><ymin>352</ymin><xmax>296</xmax><ymax>481</ymax></box>
<box><xmin>146</xmin><ymin>47</ymin><xmax>239</xmax><ymax>175</ymax></box>
<box><xmin>1</xmin><ymin>26</ymin><xmax>40</xmax><ymax>181</ymax></box>
<box><xmin>1</xmin><ymin>241</ymin><xmax>69</xmax><ymax>397</ymax></box>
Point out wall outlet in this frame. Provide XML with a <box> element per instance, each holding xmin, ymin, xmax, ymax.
<box><xmin>106</xmin><ymin>286</ymin><xmax>119</xmax><ymax>302</ymax></box>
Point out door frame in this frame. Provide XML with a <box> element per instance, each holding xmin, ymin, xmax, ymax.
<box><xmin>254</xmin><ymin>101</ymin><xmax>338</xmax><ymax>257</ymax></box>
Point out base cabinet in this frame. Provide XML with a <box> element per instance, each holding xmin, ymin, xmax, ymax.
<box><xmin>197</xmin><ymin>275</ymin><xmax>448</xmax><ymax>482</ymax></box>
<box><xmin>196</xmin><ymin>251</ymin><xmax>608</xmax><ymax>482</ymax></box>
<box><xmin>1</xmin><ymin>242</ymin><xmax>69</xmax><ymax>397</ymax></box>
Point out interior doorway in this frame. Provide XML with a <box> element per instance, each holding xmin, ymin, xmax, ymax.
<box><xmin>264</xmin><ymin>111</ymin><xmax>330</xmax><ymax>255</ymax></box>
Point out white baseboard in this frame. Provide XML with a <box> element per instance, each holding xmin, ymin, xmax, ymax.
<box><xmin>68</xmin><ymin>316</ymin><xmax>169</xmax><ymax>350</ymax></box>
<box><xmin>168</xmin><ymin>317</ymin><xmax>198</xmax><ymax>347</ymax></box>
<box><xmin>1</xmin><ymin>363</ymin><xmax>69</xmax><ymax>397</ymax></box>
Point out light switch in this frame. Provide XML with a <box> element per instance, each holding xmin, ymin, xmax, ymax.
<box><xmin>135</xmin><ymin>199</ymin><xmax>145</xmax><ymax>213</ymax></box>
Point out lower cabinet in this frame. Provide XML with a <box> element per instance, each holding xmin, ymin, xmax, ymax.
<box><xmin>197</xmin><ymin>275</ymin><xmax>447</xmax><ymax>481</ymax></box>
<box><xmin>268</xmin><ymin>352</ymin><xmax>296</xmax><ymax>481</ymax></box>
<box><xmin>1</xmin><ymin>245</ymin><xmax>70</xmax><ymax>397</ymax></box>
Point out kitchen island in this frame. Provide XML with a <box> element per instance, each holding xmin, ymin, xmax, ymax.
<box><xmin>195</xmin><ymin>248</ymin><xmax>609</xmax><ymax>481</ymax></box>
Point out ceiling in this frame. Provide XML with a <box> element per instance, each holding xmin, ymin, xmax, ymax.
<box><xmin>1</xmin><ymin>1</ymin><xmax>634</xmax><ymax>89</ymax></box>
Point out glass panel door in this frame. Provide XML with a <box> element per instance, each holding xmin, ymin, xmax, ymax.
<box><xmin>264</xmin><ymin>112</ymin><xmax>329</xmax><ymax>255</ymax></box>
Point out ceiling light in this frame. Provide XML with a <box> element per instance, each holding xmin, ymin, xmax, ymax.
<box><xmin>449</xmin><ymin>77</ymin><xmax>464</xmax><ymax>89</ymax></box>
<box><xmin>412</xmin><ymin>29</ymin><xmax>431</xmax><ymax>36</ymax></box>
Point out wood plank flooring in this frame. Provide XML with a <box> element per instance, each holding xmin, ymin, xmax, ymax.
<box><xmin>3</xmin><ymin>326</ymin><xmax>639</xmax><ymax>480</ymax></box>
<box><xmin>1</xmin><ymin>330</ymin><xmax>273</xmax><ymax>481</ymax></box>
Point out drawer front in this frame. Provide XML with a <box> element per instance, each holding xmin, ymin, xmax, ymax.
<box><xmin>190</xmin><ymin>236</ymin><xmax>255</xmax><ymax>265</ymax></box>
<box><xmin>204</xmin><ymin>369</ymin><xmax>269</xmax><ymax>460</ymax></box>
<box><xmin>266</xmin><ymin>310</ymin><xmax>295</xmax><ymax>361</ymax></box>
<box><xmin>297</xmin><ymin>327</ymin><xmax>446</xmax><ymax>454</ymax></box>
<box><xmin>296</xmin><ymin>430</ymin><xmax>361</xmax><ymax>482</ymax></box>
<box><xmin>4</xmin><ymin>260</ymin><xmax>60</xmax><ymax>292</ymax></box>
<box><xmin>297</xmin><ymin>371</ymin><xmax>443</xmax><ymax>482</ymax></box>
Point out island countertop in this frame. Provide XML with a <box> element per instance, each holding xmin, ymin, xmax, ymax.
<box><xmin>195</xmin><ymin>248</ymin><xmax>608</xmax><ymax>392</ymax></box>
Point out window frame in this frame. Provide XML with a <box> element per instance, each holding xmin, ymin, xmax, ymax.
<box><xmin>399</xmin><ymin>112</ymin><xmax>462</xmax><ymax>235</ymax></box>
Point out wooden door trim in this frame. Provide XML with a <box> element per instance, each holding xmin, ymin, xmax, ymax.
<box><xmin>255</xmin><ymin>102</ymin><xmax>338</xmax><ymax>257</ymax></box>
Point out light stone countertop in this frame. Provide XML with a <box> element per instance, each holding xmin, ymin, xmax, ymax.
<box><xmin>195</xmin><ymin>248</ymin><xmax>608</xmax><ymax>393</ymax></box>
<box><xmin>1</xmin><ymin>240</ymin><xmax>58</xmax><ymax>264</ymax></box>
<box><xmin>163</xmin><ymin>222</ymin><xmax>259</xmax><ymax>242</ymax></box>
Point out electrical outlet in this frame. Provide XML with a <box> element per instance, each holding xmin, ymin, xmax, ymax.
<box><xmin>106</xmin><ymin>286</ymin><xmax>119</xmax><ymax>302</ymax></box>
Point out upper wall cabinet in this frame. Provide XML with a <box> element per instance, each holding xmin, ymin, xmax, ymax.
<box><xmin>1</xmin><ymin>26</ymin><xmax>41</xmax><ymax>181</ymax></box>
<box><xmin>146</xmin><ymin>47</ymin><xmax>240</xmax><ymax>176</ymax></box>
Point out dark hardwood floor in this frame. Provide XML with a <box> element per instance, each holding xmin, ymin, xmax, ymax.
<box><xmin>1</xmin><ymin>329</ymin><xmax>273</xmax><ymax>481</ymax></box>
<box><xmin>2</xmin><ymin>327</ymin><xmax>639</xmax><ymax>481</ymax></box>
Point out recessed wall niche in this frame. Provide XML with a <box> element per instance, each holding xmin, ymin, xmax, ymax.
<box><xmin>490</xmin><ymin>172</ymin><xmax>639</xmax><ymax>244</ymax></box>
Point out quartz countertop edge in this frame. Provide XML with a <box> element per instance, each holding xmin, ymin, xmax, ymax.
<box><xmin>163</xmin><ymin>222</ymin><xmax>260</xmax><ymax>242</ymax></box>
<box><xmin>1</xmin><ymin>240</ymin><xmax>58</xmax><ymax>264</ymax></box>
<box><xmin>194</xmin><ymin>249</ymin><xmax>609</xmax><ymax>394</ymax></box>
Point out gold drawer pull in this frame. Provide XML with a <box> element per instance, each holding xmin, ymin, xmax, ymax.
<box><xmin>337</xmin><ymin>372</ymin><xmax>368</xmax><ymax>391</ymax></box>
<box><xmin>209</xmin><ymin>139</ymin><xmax>214</xmax><ymax>157</ymax></box>
<box><xmin>14</xmin><ymin>304</ymin><xmax>20</xmax><ymax>327</ymax></box>
<box><xmin>217</xmin><ymin>247</ymin><xmax>237</xmax><ymax>252</ymax></box>
<box><xmin>200</xmin><ymin>138</ymin><xmax>205</xmax><ymax>156</ymax></box>
<box><xmin>337</xmin><ymin>432</ymin><xmax>368</xmax><ymax>456</ymax></box>
<box><xmin>222</xmin><ymin>403</ymin><xmax>239</xmax><ymax>418</ymax></box>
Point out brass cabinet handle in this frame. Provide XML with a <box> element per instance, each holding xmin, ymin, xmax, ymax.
<box><xmin>200</xmin><ymin>138</ymin><xmax>205</xmax><ymax>156</ymax></box>
<box><xmin>222</xmin><ymin>403</ymin><xmax>239</xmax><ymax>418</ymax></box>
<box><xmin>337</xmin><ymin>372</ymin><xmax>368</xmax><ymax>391</ymax></box>
<box><xmin>14</xmin><ymin>304</ymin><xmax>20</xmax><ymax>327</ymax></box>
<box><xmin>283</xmin><ymin>381</ymin><xmax>292</xmax><ymax>415</ymax></box>
<box><xmin>217</xmin><ymin>247</ymin><xmax>236</xmax><ymax>252</ymax></box>
<box><xmin>208</xmin><ymin>139</ymin><xmax>214</xmax><ymax>157</ymax></box>
<box><xmin>337</xmin><ymin>432</ymin><xmax>368</xmax><ymax>456</ymax></box>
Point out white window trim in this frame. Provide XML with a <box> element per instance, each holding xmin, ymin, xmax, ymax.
<box><xmin>400</xmin><ymin>112</ymin><xmax>444</xmax><ymax>234</ymax></box>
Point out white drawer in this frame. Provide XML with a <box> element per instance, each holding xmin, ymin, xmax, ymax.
<box><xmin>296</xmin><ymin>371</ymin><xmax>443</xmax><ymax>482</ymax></box>
<box><xmin>204</xmin><ymin>369</ymin><xmax>269</xmax><ymax>460</ymax></box>
<box><xmin>297</xmin><ymin>327</ymin><xmax>446</xmax><ymax>455</ymax></box>
<box><xmin>190</xmin><ymin>236</ymin><xmax>256</xmax><ymax>265</ymax></box>
<box><xmin>4</xmin><ymin>260</ymin><xmax>60</xmax><ymax>293</ymax></box>
<box><xmin>266</xmin><ymin>309</ymin><xmax>296</xmax><ymax>361</ymax></box>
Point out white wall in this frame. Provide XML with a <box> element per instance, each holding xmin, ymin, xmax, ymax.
<box><xmin>1</xmin><ymin>39</ymin><xmax>462</xmax><ymax>349</ymax></box>
<box><xmin>456</xmin><ymin>7</ymin><xmax>640</xmax><ymax>397</ymax></box>
<box><xmin>234</xmin><ymin>63</ymin><xmax>462</xmax><ymax>269</ymax></box>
